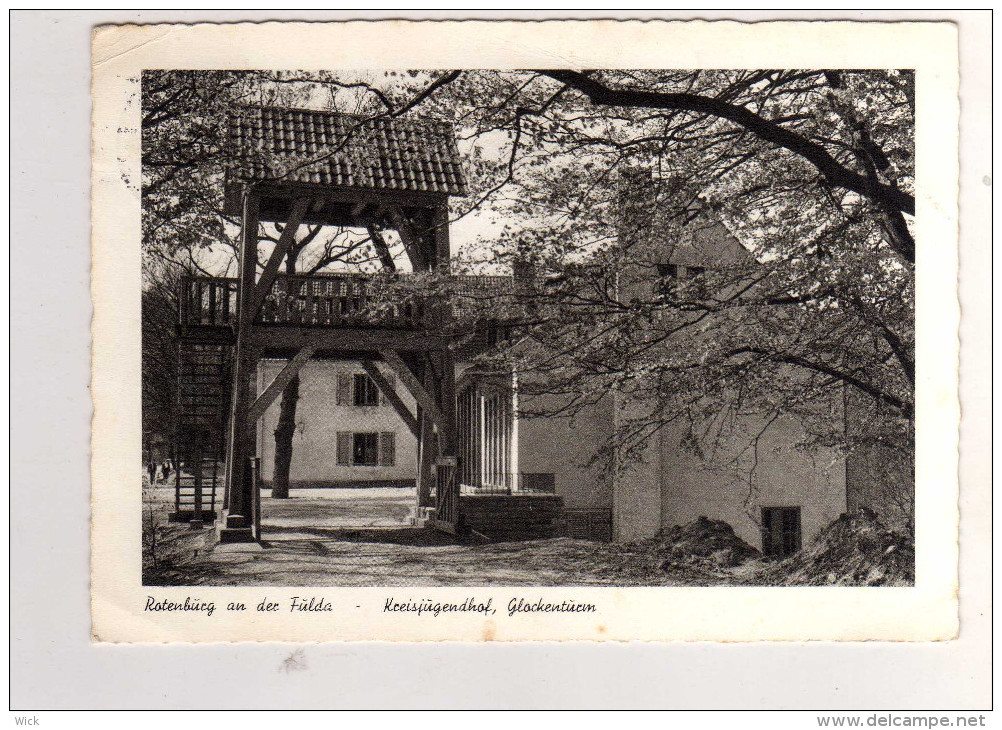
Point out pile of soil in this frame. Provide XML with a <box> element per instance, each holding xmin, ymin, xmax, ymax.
<box><xmin>762</xmin><ymin>509</ymin><xmax>914</xmax><ymax>586</ymax></box>
<box><xmin>652</xmin><ymin>516</ymin><xmax>762</xmax><ymax>570</ymax></box>
<box><xmin>597</xmin><ymin>516</ymin><xmax>759</xmax><ymax>581</ymax></box>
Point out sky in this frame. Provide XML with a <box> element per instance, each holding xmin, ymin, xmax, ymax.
<box><xmin>185</xmin><ymin>72</ymin><xmax>511</xmax><ymax>277</ymax></box>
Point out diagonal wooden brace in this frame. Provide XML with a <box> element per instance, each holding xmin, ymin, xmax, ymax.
<box><xmin>366</xmin><ymin>225</ymin><xmax>397</xmax><ymax>272</ymax></box>
<box><xmin>378</xmin><ymin>349</ymin><xmax>447</xmax><ymax>435</ymax></box>
<box><xmin>360</xmin><ymin>360</ymin><xmax>419</xmax><ymax>439</ymax></box>
<box><xmin>246</xmin><ymin>344</ymin><xmax>316</xmax><ymax>429</ymax></box>
<box><xmin>251</xmin><ymin>197</ymin><xmax>311</xmax><ymax>316</ymax></box>
<box><xmin>386</xmin><ymin>205</ymin><xmax>427</xmax><ymax>271</ymax></box>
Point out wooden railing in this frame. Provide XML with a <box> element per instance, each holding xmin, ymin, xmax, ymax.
<box><xmin>179</xmin><ymin>273</ymin><xmax>428</xmax><ymax>329</ymax></box>
<box><xmin>258</xmin><ymin>274</ymin><xmax>424</xmax><ymax>328</ymax></box>
<box><xmin>179</xmin><ymin>276</ymin><xmax>238</xmax><ymax>328</ymax></box>
<box><xmin>434</xmin><ymin>458</ymin><xmax>460</xmax><ymax>532</ymax></box>
<box><xmin>180</xmin><ymin>272</ymin><xmax>515</xmax><ymax>331</ymax></box>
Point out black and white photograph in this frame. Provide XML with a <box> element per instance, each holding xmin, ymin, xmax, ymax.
<box><xmin>11</xmin><ymin>10</ymin><xmax>990</xmax><ymax>714</ymax></box>
<box><xmin>84</xmin><ymin>18</ymin><xmax>964</xmax><ymax>646</ymax></box>
<box><xmin>141</xmin><ymin>67</ymin><xmax>916</xmax><ymax>588</ymax></box>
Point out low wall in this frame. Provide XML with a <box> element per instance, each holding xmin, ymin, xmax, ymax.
<box><xmin>460</xmin><ymin>494</ymin><xmax>564</xmax><ymax>541</ymax></box>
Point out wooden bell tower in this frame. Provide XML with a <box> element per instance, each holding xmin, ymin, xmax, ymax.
<box><xmin>195</xmin><ymin>105</ymin><xmax>468</xmax><ymax>542</ymax></box>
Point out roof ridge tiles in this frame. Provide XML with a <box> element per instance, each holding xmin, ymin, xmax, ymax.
<box><xmin>229</xmin><ymin>103</ymin><xmax>466</xmax><ymax>197</ymax></box>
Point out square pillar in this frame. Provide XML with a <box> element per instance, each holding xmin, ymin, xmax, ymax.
<box><xmin>221</xmin><ymin>190</ymin><xmax>260</xmax><ymax>543</ymax></box>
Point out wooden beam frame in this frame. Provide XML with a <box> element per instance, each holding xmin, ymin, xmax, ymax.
<box><xmin>251</xmin><ymin>325</ymin><xmax>449</xmax><ymax>354</ymax></box>
<box><xmin>360</xmin><ymin>360</ymin><xmax>419</xmax><ymax>438</ymax></box>
<box><xmin>251</xmin><ymin>196</ymin><xmax>311</xmax><ymax>316</ymax></box>
<box><xmin>246</xmin><ymin>344</ymin><xmax>316</xmax><ymax>426</ymax></box>
<box><xmin>366</xmin><ymin>225</ymin><xmax>397</xmax><ymax>272</ymax></box>
<box><xmin>386</xmin><ymin>205</ymin><xmax>428</xmax><ymax>271</ymax></box>
<box><xmin>431</xmin><ymin>348</ymin><xmax>458</xmax><ymax>454</ymax></box>
<box><xmin>432</xmin><ymin>203</ymin><xmax>450</xmax><ymax>269</ymax></box>
<box><xmin>378</xmin><ymin>349</ymin><xmax>448</xmax><ymax>434</ymax></box>
<box><xmin>252</xmin><ymin>181</ymin><xmax>448</xmax><ymax>210</ymax></box>
<box><xmin>416</xmin><ymin>404</ymin><xmax>435</xmax><ymax>507</ymax></box>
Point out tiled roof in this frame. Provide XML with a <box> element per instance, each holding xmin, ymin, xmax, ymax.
<box><xmin>229</xmin><ymin>106</ymin><xmax>467</xmax><ymax>196</ymax></box>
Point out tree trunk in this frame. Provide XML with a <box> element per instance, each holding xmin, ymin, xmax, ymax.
<box><xmin>271</xmin><ymin>239</ymin><xmax>303</xmax><ymax>499</ymax></box>
<box><xmin>271</xmin><ymin>374</ymin><xmax>299</xmax><ymax>498</ymax></box>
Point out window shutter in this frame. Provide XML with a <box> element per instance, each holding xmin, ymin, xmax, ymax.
<box><xmin>379</xmin><ymin>432</ymin><xmax>395</xmax><ymax>466</ymax></box>
<box><xmin>379</xmin><ymin>373</ymin><xmax>396</xmax><ymax>406</ymax></box>
<box><xmin>336</xmin><ymin>373</ymin><xmax>352</xmax><ymax>406</ymax></box>
<box><xmin>336</xmin><ymin>432</ymin><xmax>352</xmax><ymax>466</ymax></box>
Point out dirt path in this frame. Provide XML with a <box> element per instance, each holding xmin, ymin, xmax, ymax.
<box><xmin>143</xmin><ymin>487</ymin><xmax>684</xmax><ymax>586</ymax></box>
<box><xmin>143</xmin><ymin>489</ymin><xmax>913</xmax><ymax>587</ymax></box>
<box><xmin>201</xmin><ymin>533</ymin><xmax>639</xmax><ymax>587</ymax></box>
<box><xmin>143</xmin><ymin>487</ymin><xmax>775</xmax><ymax>587</ymax></box>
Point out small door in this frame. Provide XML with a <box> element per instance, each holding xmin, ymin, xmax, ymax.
<box><xmin>761</xmin><ymin>506</ymin><xmax>802</xmax><ymax>558</ymax></box>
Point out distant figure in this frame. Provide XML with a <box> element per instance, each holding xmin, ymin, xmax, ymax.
<box><xmin>147</xmin><ymin>460</ymin><xmax>157</xmax><ymax>485</ymax></box>
<box><xmin>161</xmin><ymin>460</ymin><xmax>173</xmax><ymax>482</ymax></box>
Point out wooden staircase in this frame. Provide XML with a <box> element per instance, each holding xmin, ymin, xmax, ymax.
<box><xmin>170</xmin><ymin>446</ymin><xmax>224</xmax><ymax>523</ymax></box>
<box><xmin>171</xmin><ymin>342</ymin><xmax>231</xmax><ymax>522</ymax></box>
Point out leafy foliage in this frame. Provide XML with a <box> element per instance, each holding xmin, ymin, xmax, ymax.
<box><xmin>141</xmin><ymin>69</ymin><xmax>915</xmax><ymax>488</ymax></box>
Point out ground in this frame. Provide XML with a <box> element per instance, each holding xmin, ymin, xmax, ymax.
<box><xmin>143</xmin><ymin>483</ymin><xmax>913</xmax><ymax>587</ymax></box>
<box><xmin>143</xmin><ymin>485</ymin><xmax>695</xmax><ymax>586</ymax></box>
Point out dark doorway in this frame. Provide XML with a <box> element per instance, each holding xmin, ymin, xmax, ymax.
<box><xmin>761</xmin><ymin>506</ymin><xmax>802</xmax><ymax>558</ymax></box>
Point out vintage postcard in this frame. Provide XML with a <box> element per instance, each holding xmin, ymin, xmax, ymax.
<box><xmin>91</xmin><ymin>20</ymin><xmax>959</xmax><ymax>642</ymax></box>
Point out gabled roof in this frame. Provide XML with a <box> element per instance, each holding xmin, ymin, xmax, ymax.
<box><xmin>228</xmin><ymin>105</ymin><xmax>467</xmax><ymax>197</ymax></box>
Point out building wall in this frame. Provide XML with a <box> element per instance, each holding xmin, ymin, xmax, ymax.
<box><xmin>610</xmin><ymin>395</ymin><xmax>665</xmax><ymax>542</ymax></box>
<box><xmin>610</xmin><ymin>393</ymin><xmax>847</xmax><ymax>547</ymax></box>
<box><xmin>845</xmin><ymin>442</ymin><xmax>913</xmax><ymax>534</ymax></box>
<box><xmin>516</xmin><ymin>390</ymin><xmax>615</xmax><ymax>509</ymax></box>
<box><xmin>607</xmin><ymin>213</ymin><xmax>848</xmax><ymax>546</ymax></box>
<box><xmin>660</xmin><ymin>412</ymin><xmax>845</xmax><ymax>550</ymax></box>
<box><xmin>256</xmin><ymin>360</ymin><xmax>418</xmax><ymax>487</ymax></box>
<box><xmin>513</xmin><ymin>385</ymin><xmax>847</xmax><ymax>545</ymax></box>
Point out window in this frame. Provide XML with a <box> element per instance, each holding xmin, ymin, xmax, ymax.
<box><xmin>655</xmin><ymin>263</ymin><xmax>709</xmax><ymax>302</ymax></box>
<box><xmin>353</xmin><ymin>433</ymin><xmax>379</xmax><ymax>466</ymax></box>
<box><xmin>353</xmin><ymin>374</ymin><xmax>379</xmax><ymax>406</ymax></box>
<box><xmin>336</xmin><ymin>432</ymin><xmax>396</xmax><ymax>467</ymax></box>
<box><xmin>656</xmin><ymin>263</ymin><xmax>681</xmax><ymax>299</ymax></box>
<box><xmin>761</xmin><ymin>506</ymin><xmax>802</xmax><ymax>558</ymax></box>
<box><xmin>336</xmin><ymin>372</ymin><xmax>395</xmax><ymax>407</ymax></box>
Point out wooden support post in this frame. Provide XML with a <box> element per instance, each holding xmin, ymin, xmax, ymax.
<box><xmin>222</xmin><ymin>191</ymin><xmax>260</xmax><ymax>541</ymax></box>
<box><xmin>172</xmin><ymin>435</ymin><xmax>181</xmax><ymax>516</ymax></box>
<box><xmin>436</xmin><ymin>348</ymin><xmax>458</xmax><ymax>455</ymax></box>
<box><xmin>360</xmin><ymin>360</ymin><xmax>419</xmax><ymax>438</ymax></box>
<box><xmin>247</xmin><ymin>344</ymin><xmax>316</xmax><ymax>427</ymax></box>
<box><xmin>224</xmin><ymin>351</ymin><xmax>258</xmax><ymax>533</ymax></box>
<box><xmin>251</xmin><ymin>456</ymin><xmax>262</xmax><ymax>541</ymax></box>
<box><xmin>191</xmin><ymin>442</ymin><xmax>204</xmax><ymax>528</ymax></box>
<box><xmin>377</xmin><ymin>348</ymin><xmax>448</xmax><ymax>433</ymax></box>
<box><xmin>432</xmin><ymin>204</ymin><xmax>451</xmax><ymax>270</ymax></box>
<box><xmin>251</xmin><ymin>197</ymin><xmax>310</xmax><ymax>316</ymax></box>
<box><xmin>179</xmin><ymin>275</ymin><xmax>190</xmax><ymax>327</ymax></box>
<box><xmin>416</xmin><ymin>404</ymin><xmax>435</xmax><ymax>508</ymax></box>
